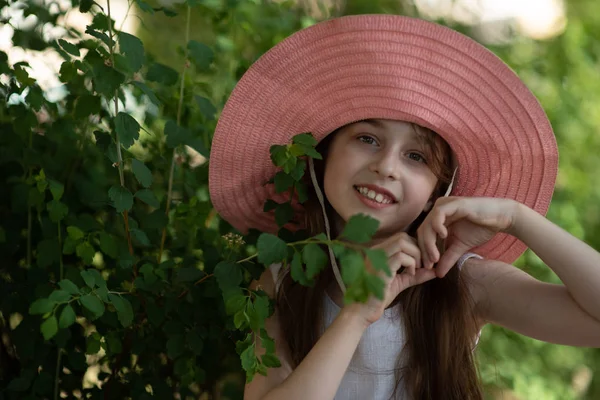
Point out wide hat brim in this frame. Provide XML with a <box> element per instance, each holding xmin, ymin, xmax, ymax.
<box><xmin>209</xmin><ymin>14</ymin><xmax>558</xmax><ymax>264</ymax></box>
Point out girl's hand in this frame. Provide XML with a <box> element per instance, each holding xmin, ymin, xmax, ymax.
<box><xmin>350</xmin><ymin>232</ymin><xmax>437</xmax><ymax>326</ymax></box>
<box><xmin>417</xmin><ymin>196</ymin><xmax>520</xmax><ymax>278</ymax></box>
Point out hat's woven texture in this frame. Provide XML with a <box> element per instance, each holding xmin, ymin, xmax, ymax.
<box><xmin>209</xmin><ymin>14</ymin><xmax>558</xmax><ymax>264</ymax></box>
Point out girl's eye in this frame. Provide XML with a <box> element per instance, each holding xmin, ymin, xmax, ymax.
<box><xmin>408</xmin><ymin>152</ymin><xmax>427</xmax><ymax>163</ymax></box>
<box><xmin>358</xmin><ymin>135</ymin><xmax>377</xmax><ymax>145</ymax></box>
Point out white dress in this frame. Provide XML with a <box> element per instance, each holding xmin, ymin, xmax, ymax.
<box><xmin>270</xmin><ymin>253</ymin><xmax>481</xmax><ymax>400</ymax></box>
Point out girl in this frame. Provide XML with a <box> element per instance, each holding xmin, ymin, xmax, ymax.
<box><xmin>208</xmin><ymin>14</ymin><xmax>600</xmax><ymax>399</ymax></box>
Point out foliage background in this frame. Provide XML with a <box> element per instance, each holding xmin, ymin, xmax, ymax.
<box><xmin>1</xmin><ymin>0</ymin><xmax>599</xmax><ymax>399</ymax></box>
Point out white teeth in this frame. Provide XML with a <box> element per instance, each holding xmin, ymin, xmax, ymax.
<box><xmin>355</xmin><ymin>186</ymin><xmax>393</xmax><ymax>204</ymax></box>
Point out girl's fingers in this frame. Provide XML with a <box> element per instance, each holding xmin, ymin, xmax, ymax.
<box><xmin>388</xmin><ymin>252</ymin><xmax>418</xmax><ymax>277</ymax></box>
<box><xmin>411</xmin><ymin>268</ymin><xmax>437</xmax><ymax>286</ymax></box>
<box><xmin>419</xmin><ymin>215</ymin><xmax>440</xmax><ymax>268</ymax></box>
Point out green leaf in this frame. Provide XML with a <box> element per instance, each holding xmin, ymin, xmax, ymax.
<box><xmin>47</xmin><ymin>200</ymin><xmax>68</xmax><ymax>223</ymax></box>
<box><xmin>290</xmin><ymin>251</ymin><xmax>310</xmax><ymax>286</ymax></box>
<box><xmin>214</xmin><ymin>261</ymin><xmax>243</xmax><ymax>291</ymax></box>
<box><xmin>296</xmin><ymin>181</ymin><xmax>308</xmax><ymax>203</ymax></box>
<box><xmin>340</xmin><ymin>214</ymin><xmax>379</xmax><ymax>243</ymax></box>
<box><xmin>80</xmin><ymin>294</ymin><xmax>105</xmax><ymax>318</ymax></box>
<box><xmin>49</xmin><ymin>290</ymin><xmax>71</xmax><ymax>303</ymax></box>
<box><xmin>86</xmin><ymin>333</ymin><xmax>101</xmax><ymax>354</ymax></box>
<box><xmin>47</xmin><ymin>179</ymin><xmax>64</xmax><ymax>201</ymax></box>
<box><xmin>74</xmin><ymin>94</ymin><xmax>101</xmax><ymax>118</ymax></box>
<box><xmin>248</xmin><ymin>295</ymin><xmax>270</xmax><ymax>331</ymax></box>
<box><xmin>79</xmin><ymin>0</ymin><xmax>94</xmax><ymax>12</ymax></box>
<box><xmin>59</xmin><ymin>61</ymin><xmax>77</xmax><ymax>82</ymax></box>
<box><xmin>365</xmin><ymin>273</ymin><xmax>385</xmax><ymax>300</ymax></box>
<box><xmin>135</xmin><ymin>0</ymin><xmax>154</xmax><ymax>13</ymax></box>
<box><xmin>131</xmin><ymin>81</ymin><xmax>160</xmax><ymax>105</ymax></box>
<box><xmin>115</xmin><ymin>112</ymin><xmax>140</xmax><ymax>149</ymax></box>
<box><xmin>135</xmin><ymin>189</ymin><xmax>160</xmax><ymax>208</ymax></box>
<box><xmin>131</xmin><ymin>228</ymin><xmax>150</xmax><ymax>246</ymax></box>
<box><xmin>58</xmin><ymin>39</ymin><xmax>80</xmax><ymax>57</ymax></box>
<box><xmin>186</xmin><ymin>331</ymin><xmax>204</xmax><ymax>355</ymax></box>
<box><xmin>37</xmin><ymin>238</ymin><xmax>60</xmax><ymax>268</ymax></box>
<box><xmin>87</xmin><ymin>269</ymin><xmax>106</xmax><ymax>288</ymax></box>
<box><xmin>274</xmin><ymin>171</ymin><xmax>295</xmax><ymax>193</ymax></box>
<box><xmin>80</xmin><ymin>270</ymin><xmax>96</xmax><ymax>288</ymax></box>
<box><xmin>29</xmin><ymin>298</ymin><xmax>55</xmax><ymax>315</ymax></box>
<box><xmin>302</xmin><ymin>244</ymin><xmax>328</xmax><ymax>279</ymax></box>
<box><xmin>164</xmin><ymin>120</ymin><xmax>191</xmax><ymax>148</ymax></box>
<box><xmin>263</xmin><ymin>199</ymin><xmax>278</xmax><ymax>212</ymax></box>
<box><xmin>365</xmin><ymin>248</ymin><xmax>391</xmax><ymax>277</ymax></box>
<box><xmin>108</xmin><ymin>294</ymin><xmax>134</xmax><ymax>327</ymax></box>
<box><xmin>256</xmin><ymin>233</ymin><xmax>288</xmax><ymax>266</ymax></box>
<box><xmin>175</xmin><ymin>267</ymin><xmax>203</xmax><ymax>283</ymax></box>
<box><xmin>225</xmin><ymin>293</ymin><xmax>247</xmax><ymax>315</ymax></box>
<box><xmin>340</xmin><ymin>252</ymin><xmax>364</xmax><ymax>286</ymax></box>
<box><xmin>92</xmin><ymin>63</ymin><xmax>125</xmax><ymax>97</ymax></box>
<box><xmin>234</xmin><ymin>309</ymin><xmax>249</xmax><ymax>329</ymax></box>
<box><xmin>131</xmin><ymin>159</ymin><xmax>153</xmax><ymax>188</ymax></box>
<box><xmin>108</xmin><ymin>185</ymin><xmax>133</xmax><ymax>212</ymax></box>
<box><xmin>99</xmin><ymin>232</ymin><xmax>118</xmax><ymax>258</ymax></box>
<box><xmin>67</xmin><ymin>226</ymin><xmax>85</xmax><ymax>241</ymax></box>
<box><xmin>187</xmin><ymin>40</ymin><xmax>214</xmax><ymax>71</ymax></box>
<box><xmin>290</xmin><ymin>159</ymin><xmax>306</xmax><ymax>181</ymax></box>
<box><xmin>41</xmin><ymin>316</ymin><xmax>58</xmax><ymax>340</ymax></box>
<box><xmin>240</xmin><ymin>343</ymin><xmax>257</xmax><ymax>374</ymax></box>
<box><xmin>58</xmin><ymin>279</ymin><xmax>80</xmax><ymax>295</ymax></box>
<box><xmin>166</xmin><ymin>335</ymin><xmax>185</xmax><ymax>359</ymax></box>
<box><xmin>76</xmin><ymin>241</ymin><xmax>95</xmax><ymax>265</ymax></box>
<box><xmin>147</xmin><ymin>62</ymin><xmax>178</xmax><ymax>86</ymax></box>
<box><xmin>118</xmin><ymin>32</ymin><xmax>144</xmax><ymax>72</ymax></box>
<box><xmin>195</xmin><ymin>96</ymin><xmax>216</xmax><ymax>120</ymax></box>
<box><xmin>292</xmin><ymin>133</ymin><xmax>318</xmax><ymax>147</ymax></box>
<box><xmin>274</xmin><ymin>202</ymin><xmax>294</xmax><ymax>227</ymax></box>
<box><xmin>59</xmin><ymin>304</ymin><xmax>76</xmax><ymax>328</ymax></box>
<box><xmin>105</xmin><ymin>332</ymin><xmax>122</xmax><ymax>355</ymax></box>
<box><xmin>269</xmin><ymin>145</ymin><xmax>288</xmax><ymax>168</ymax></box>
<box><xmin>261</xmin><ymin>353</ymin><xmax>281</xmax><ymax>368</ymax></box>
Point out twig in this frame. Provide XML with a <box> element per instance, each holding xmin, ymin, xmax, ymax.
<box><xmin>177</xmin><ymin>273</ymin><xmax>214</xmax><ymax>299</ymax></box>
<box><xmin>158</xmin><ymin>5</ymin><xmax>191</xmax><ymax>263</ymax></box>
<box><xmin>106</xmin><ymin>0</ymin><xmax>134</xmax><ymax>264</ymax></box>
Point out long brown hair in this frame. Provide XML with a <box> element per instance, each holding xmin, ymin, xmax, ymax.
<box><xmin>276</xmin><ymin>121</ymin><xmax>484</xmax><ymax>399</ymax></box>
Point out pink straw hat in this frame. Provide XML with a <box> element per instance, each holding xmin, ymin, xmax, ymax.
<box><xmin>209</xmin><ymin>14</ymin><xmax>558</xmax><ymax>264</ymax></box>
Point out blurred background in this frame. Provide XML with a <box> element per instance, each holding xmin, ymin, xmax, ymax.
<box><xmin>1</xmin><ymin>0</ymin><xmax>600</xmax><ymax>398</ymax></box>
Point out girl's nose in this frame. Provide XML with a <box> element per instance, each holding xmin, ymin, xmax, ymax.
<box><xmin>370</xmin><ymin>151</ymin><xmax>401</xmax><ymax>180</ymax></box>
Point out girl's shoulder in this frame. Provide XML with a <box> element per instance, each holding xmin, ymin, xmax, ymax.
<box><xmin>250</xmin><ymin>263</ymin><xmax>282</xmax><ymax>298</ymax></box>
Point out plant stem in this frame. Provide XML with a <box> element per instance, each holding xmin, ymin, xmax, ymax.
<box><xmin>58</xmin><ymin>221</ymin><xmax>63</xmax><ymax>279</ymax></box>
<box><xmin>54</xmin><ymin>221</ymin><xmax>64</xmax><ymax>400</ymax></box>
<box><xmin>158</xmin><ymin>5</ymin><xmax>191</xmax><ymax>263</ymax></box>
<box><xmin>106</xmin><ymin>0</ymin><xmax>134</xmax><ymax>258</ymax></box>
<box><xmin>53</xmin><ymin>349</ymin><xmax>62</xmax><ymax>400</ymax></box>
<box><xmin>26</xmin><ymin>130</ymin><xmax>33</xmax><ymax>268</ymax></box>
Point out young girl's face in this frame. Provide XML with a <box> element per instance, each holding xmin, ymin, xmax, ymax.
<box><xmin>323</xmin><ymin>119</ymin><xmax>439</xmax><ymax>239</ymax></box>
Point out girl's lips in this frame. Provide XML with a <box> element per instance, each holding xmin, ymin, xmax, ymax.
<box><xmin>354</xmin><ymin>187</ymin><xmax>396</xmax><ymax>210</ymax></box>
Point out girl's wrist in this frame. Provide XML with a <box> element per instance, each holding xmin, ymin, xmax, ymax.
<box><xmin>339</xmin><ymin>303</ymin><xmax>372</xmax><ymax>331</ymax></box>
<box><xmin>506</xmin><ymin>201</ymin><xmax>529</xmax><ymax>238</ymax></box>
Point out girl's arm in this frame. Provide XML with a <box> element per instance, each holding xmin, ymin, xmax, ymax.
<box><xmin>244</xmin><ymin>269</ymin><xmax>369</xmax><ymax>400</ymax></box>
<box><xmin>418</xmin><ymin>197</ymin><xmax>600</xmax><ymax>347</ymax></box>
<box><xmin>508</xmin><ymin>202</ymin><xmax>600</xmax><ymax>322</ymax></box>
